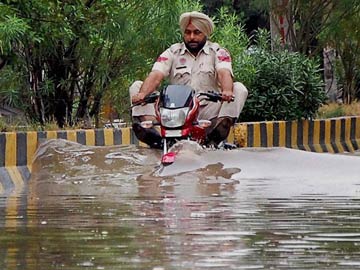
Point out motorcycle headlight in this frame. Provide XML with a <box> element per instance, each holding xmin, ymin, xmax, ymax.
<box><xmin>160</xmin><ymin>108</ymin><xmax>189</xmax><ymax>128</ymax></box>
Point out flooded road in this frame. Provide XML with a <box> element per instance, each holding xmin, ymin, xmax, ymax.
<box><xmin>1</xmin><ymin>139</ymin><xmax>360</xmax><ymax>270</ymax></box>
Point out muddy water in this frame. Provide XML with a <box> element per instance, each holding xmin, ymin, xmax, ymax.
<box><xmin>1</xmin><ymin>139</ymin><xmax>360</xmax><ymax>270</ymax></box>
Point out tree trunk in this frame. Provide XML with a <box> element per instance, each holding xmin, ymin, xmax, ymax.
<box><xmin>323</xmin><ymin>46</ymin><xmax>340</xmax><ymax>102</ymax></box>
<box><xmin>269</xmin><ymin>0</ymin><xmax>292</xmax><ymax>50</ymax></box>
<box><xmin>75</xmin><ymin>65</ymin><xmax>96</xmax><ymax>126</ymax></box>
<box><xmin>75</xmin><ymin>47</ymin><xmax>103</xmax><ymax>126</ymax></box>
<box><xmin>339</xmin><ymin>42</ymin><xmax>357</xmax><ymax>104</ymax></box>
<box><xmin>30</xmin><ymin>59</ymin><xmax>46</xmax><ymax>125</ymax></box>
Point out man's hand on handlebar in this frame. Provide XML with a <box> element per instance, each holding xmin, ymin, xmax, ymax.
<box><xmin>132</xmin><ymin>92</ymin><xmax>147</xmax><ymax>105</ymax></box>
<box><xmin>132</xmin><ymin>92</ymin><xmax>159</xmax><ymax>107</ymax></box>
<box><xmin>198</xmin><ymin>91</ymin><xmax>234</xmax><ymax>102</ymax></box>
<box><xmin>221</xmin><ymin>90</ymin><xmax>234</xmax><ymax>102</ymax></box>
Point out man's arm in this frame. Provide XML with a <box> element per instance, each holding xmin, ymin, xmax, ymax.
<box><xmin>217</xmin><ymin>68</ymin><xmax>234</xmax><ymax>102</ymax></box>
<box><xmin>132</xmin><ymin>70</ymin><xmax>164</xmax><ymax>103</ymax></box>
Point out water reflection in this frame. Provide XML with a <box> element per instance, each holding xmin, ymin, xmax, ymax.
<box><xmin>0</xmin><ymin>139</ymin><xmax>360</xmax><ymax>269</ymax></box>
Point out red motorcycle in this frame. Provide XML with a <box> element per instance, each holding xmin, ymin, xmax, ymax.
<box><xmin>135</xmin><ymin>85</ymin><xmax>231</xmax><ymax>165</ymax></box>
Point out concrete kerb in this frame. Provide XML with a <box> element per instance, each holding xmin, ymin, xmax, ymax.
<box><xmin>1</xmin><ymin>116</ymin><xmax>359</xmax><ymax>191</ymax></box>
<box><xmin>234</xmin><ymin>117</ymin><xmax>360</xmax><ymax>153</ymax></box>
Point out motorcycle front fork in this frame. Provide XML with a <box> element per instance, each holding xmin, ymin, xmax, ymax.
<box><xmin>162</xmin><ymin>138</ymin><xmax>168</xmax><ymax>155</ymax></box>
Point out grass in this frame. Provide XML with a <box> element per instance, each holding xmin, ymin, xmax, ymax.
<box><xmin>316</xmin><ymin>102</ymin><xmax>360</xmax><ymax>119</ymax></box>
<box><xmin>0</xmin><ymin>118</ymin><xmax>88</xmax><ymax>132</ymax></box>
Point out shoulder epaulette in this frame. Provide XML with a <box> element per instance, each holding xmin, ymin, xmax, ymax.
<box><xmin>208</xmin><ymin>42</ymin><xmax>221</xmax><ymax>52</ymax></box>
<box><xmin>170</xmin><ymin>43</ymin><xmax>183</xmax><ymax>53</ymax></box>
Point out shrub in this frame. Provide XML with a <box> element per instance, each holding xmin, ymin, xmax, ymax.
<box><xmin>236</xmin><ymin>31</ymin><xmax>327</xmax><ymax>122</ymax></box>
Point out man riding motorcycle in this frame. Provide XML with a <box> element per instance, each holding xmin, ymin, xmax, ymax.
<box><xmin>130</xmin><ymin>11</ymin><xmax>248</xmax><ymax>149</ymax></box>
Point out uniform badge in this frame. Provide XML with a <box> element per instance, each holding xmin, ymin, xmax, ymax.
<box><xmin>180</xmin><ymin>57</ymin><xmax>186</xmax><ymax>65</ymax></box>
<box><xmin>157</xmin><ymin>56</ymin><xmax>168</xmax><ymax>62</ymax></box>
<box><xmin>217</xmin><ymin>49</ymin><xmax>231</xmax><ymax>62</ymax></box>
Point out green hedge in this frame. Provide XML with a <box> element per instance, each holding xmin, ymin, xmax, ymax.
<box><xmin>239</xmin><ymin>48</ymin><xmax>326</xmax><ymax>122</ymax></box>
<box><xmin>223</xmin><ymin>26</ymin><xmax>326</xmax><ymax>122</ymax></box>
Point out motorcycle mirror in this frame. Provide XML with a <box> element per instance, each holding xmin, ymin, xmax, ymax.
<box><xmin>198</xmin><ymin>119</ymin><xmax>212</xmax><ymax>128</ymax></box>
<box><xmin>140</xmin><ymin>120</ymin><xmax>154</xmax><ymax>129</ymax></box>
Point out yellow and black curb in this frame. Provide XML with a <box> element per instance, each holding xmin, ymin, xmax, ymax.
<box><xmin>1</xmin><ymin>116</ymin><xmax>360</xmax><ymax>192</ymax></box>
<box><xmin>234</xmin><ymin>116</ymin><xmax>360</xmax><ymax>153</ymax></box>
<box><xmin>0</xmin><ymin>127</ymin><xmax>139</xmax><ymax>193</ymax></box>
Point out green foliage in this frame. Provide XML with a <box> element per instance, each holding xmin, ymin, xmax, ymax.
<box><xmin>239</xmin><ymin>30</ymin><xmax>327</xmax><ymax>122</ymax></box>
<box><xmin>201</xmin><ymin>9</ymin><xmax>326</xmax><ymax>122</ymax></box>
<box><xmin>0</xmin><ymin>16</ymin><xmax>29</xmax><ymax>54</ymax></box>
<box><xmin>0</xmin><ymin>0</ymin><xmax>332</xmax><ymax>126</ymax></box>
<box><xmin>0</xmin><ymin>66</ymin><xmax>23</xmax><ymax>106</ymax></box>
<box><xmin>249</xmin><ymin>0</ymin><xmax>269</xmax><ymax>11</ymax></box>
<box><xmin>0</xmin><ymin>0</ymin><xmax>200</xmax><ymax>126</ymax></box>
<box><xmin>210</xmin><ymin>7</ymin><xmax>257</xmax><ymax>91</ymax></box>
<box><xmin>209</xmin><ymin>11</ymin><xmax>326</xmax><ymax>122</ymax></box>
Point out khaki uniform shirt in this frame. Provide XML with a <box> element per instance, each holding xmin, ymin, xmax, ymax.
<box><xmin>152</xmin><ymin>41</ymin><xmax>233</xmax><ymax>94</ymax></box>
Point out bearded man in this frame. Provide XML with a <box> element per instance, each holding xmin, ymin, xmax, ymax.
<box><xmin>130</xmin><ymin>11</ymin><xmax>248</xmax><ymax>148</ymax></box>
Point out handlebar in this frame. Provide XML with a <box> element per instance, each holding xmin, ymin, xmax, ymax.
<box><xmin>198</xmin><ymin>91</ymin><xmax>234</xmax><ymax>102</ymax></box>
<box><xmin>131</xmin><ymin>92</ymin><xmax>159</xmax><ymax>107</ymax></box>
<box><xmin>132</xmin><ymin>90</ymin><xmax>234</xmax><ymax>107</ymax></box>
